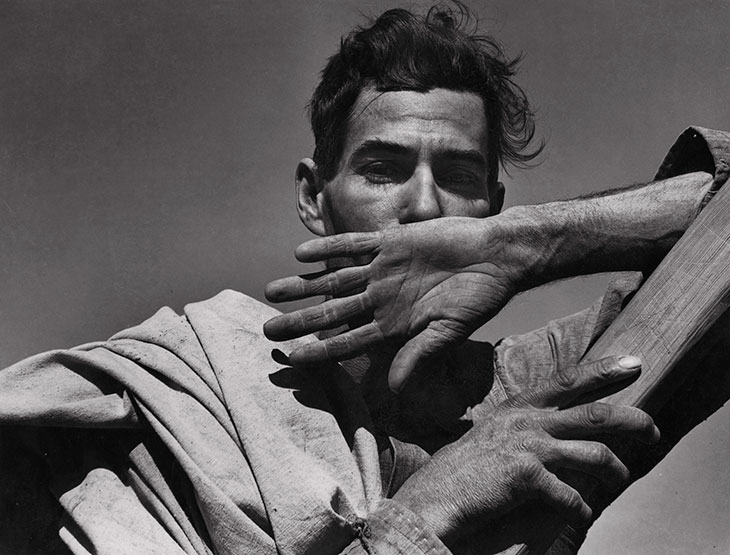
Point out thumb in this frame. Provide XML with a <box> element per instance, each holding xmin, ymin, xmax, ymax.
<box><xmin>514</xmin><ymin>355</ymin><xmax>642</xmax><ymax>409</ymax></box>
<box><xmin>388</xmin><ymin>321</ymin><xmax>461</xmax><ymax>393</ymax></box>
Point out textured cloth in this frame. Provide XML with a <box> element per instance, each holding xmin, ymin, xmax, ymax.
<box><xmin>1</xmin><ymin>292</ymin><xmax>446</xmax><ymax>554</ymax></box>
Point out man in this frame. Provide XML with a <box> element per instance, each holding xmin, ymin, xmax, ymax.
<box><xmin>259</xmin><ymin>6</ymin><xmax>730</xmax><ymax>553</ymax></box>
<box><xmin>1</xmin><ymin>4</ymin><xmax>728</xmax><ymax>555</ymax></box>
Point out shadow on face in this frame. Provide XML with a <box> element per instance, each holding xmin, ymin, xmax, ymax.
<box><xmin>296</xmin><ymin>87</ymin><xmax>504</xmax><ymax>239</ymax></box>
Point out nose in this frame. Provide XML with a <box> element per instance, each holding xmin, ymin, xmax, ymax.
<box><xmin>399</xmin><ymin>166</ymin><xmax>442</xmax><ymax>223</ymax></box>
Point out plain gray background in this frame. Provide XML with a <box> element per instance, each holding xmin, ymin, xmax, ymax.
<box><xmin>2</xmin><ymin>1</ymin><xmax>730</xmax><ymax>552</ymax></box>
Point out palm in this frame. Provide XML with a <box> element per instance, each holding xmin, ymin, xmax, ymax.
<box><xmin>264</xmin><ymin>217</ymin><xmax>520</xmax><ymax>391</ymax></box>
<box><xmin>370</xmin><ymin>238</ymin><xmax>510</xmax><ymax>337</ymax></box>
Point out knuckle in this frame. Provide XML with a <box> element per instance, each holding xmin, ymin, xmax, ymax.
<box><xmin>500</xmin><ymin>398</ymin><xmax>522</xmax><ymax>412</ymax></box>
<box><xmin>310</xmin><ymin>278</ymin><xmax>330</xmax><ymax>296</ymax></box>
<box><xmin>355</xmin><ymin>234</ymin><xmax>376</xmax><ymax>251</ymax></box>
<box><xmin>595</xmin><ymin>358</ymin><xmax>619</xmax><ymax>380</ymax></box>
<box><xmin>593</xmin><ymin>443</ymin><xmax>614</xmax><ymax>466</ymax></box>
<box><xmin>585</xmin><ymin>402</ymin><xmax>612</xmax><ymax>426</ymax></box>
<box><xmin>303</xmin><ymin>308</ymin><xmax>325</xmax><ymax>327</ymax></box>
<box><xmin>296</xmin><ymin>341</ymin><xmax>325</xmax><ymax>362</ymax></box>
<box><xmin>343</xmin><ymin>297</ymin><xmax>360</xmax><ymax>314</ymax></box>
<box><xmin>514</xmin><ymin>456</ymin><xmax>543</xmax><ymax>485</ymax></box>
<box><xmin>561</xmin><ymin>487</ymin><xmax>580</xmax><ymax>510</ymax></box>
<box><xmin>325</xmin><ymin>272</ymin><xmax>342</xmax><ymax>293</ymax></box>
<box><xmin>512</xmin><ymin>434</ymin><xmax>535</xmax><ymax>455</ymax></box>
<box><xmin>564</xmin><ymin>491</ymin><xmax>588</xmax><ymax>520</ymax></box>
<box><xmin>330</xmin><ymin>235</ymin><xmax>351</xmax><ymax>255</ymax></box>
<box><xmin>521</xmin><ymin>434</ymin><xmax>549</xmax><ymax>460</ymax></box>
<box><xmin>505</xmin><ymin>411</ymin><xmax>533</xmax><ymax>432</ymax></box>
<box><xmin>553</xmin><ymin>365</ymin><xmax>579</xmax><ymax>390</ymax></box>
<box><xmin>635</xmin><ymin>409</ymin><xmax>655</xmax><ymax>431</ymax></box>
<box><xmin>325</xmin><ymin>334</ymin><xmax>351</xmax><ymax>358</ymax></box>
<box><xmin>340</xmin><ymin>269</ymin><xmax>359</xmax><ymax>290</ymax></box>
<box><xmin>342</xmin><ymin>234</ymin><xmax>357</xmax><ymax>252</ymax></box>
<box><xmin>328</xmin><ymin>236</ymin><xmax>344</xmax><ymax>253</ymax></box>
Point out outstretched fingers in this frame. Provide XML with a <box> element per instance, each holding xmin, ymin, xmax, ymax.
<box><xmin>295</xmin><ymin>232</ymin><xmax>381</xmax><ymax>262</ymax></box>
<box><xmin>263</xmin><ymin>293</ymin><xmax>373</xmax><ymax>340</ymax></box>
<box><xmin>265</xmin><ymin>266</ymin><xmax>371</xmax><ymax>302</ymax></box>
<box><xmin>287</xmin><ymin>323</ymin><xmax>385</xmax><ymax>364</ymax></box>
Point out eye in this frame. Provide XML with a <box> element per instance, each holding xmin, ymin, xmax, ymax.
<box><xmin>439</xmin><ymin>169</ymin><xmax>479</xmax><ymax>192</ymax></box>
<box><xmin>361</xmin><ymin>161</ymin><xmax>406</xmax><ymax>185</ymax></box>
<box><xmin>446</xmin><ymin>170</ymin><xmax>476</xmax><ymax>184</ymax></box>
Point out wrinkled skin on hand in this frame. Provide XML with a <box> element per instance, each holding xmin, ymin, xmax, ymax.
<box><xmin>393</xmin><ymin>355</ymin><xmax>660</xmax><ymax>551</ymax></box>
<box><xmin>264</xmin><ymin>217</ymin><xmax>523</xmax><ymax>391</ymax></box>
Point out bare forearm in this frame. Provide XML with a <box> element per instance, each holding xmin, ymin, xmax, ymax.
<box><xmin>263</xmin><ymin>171</ymin><xmax>715</xmax><ymax>389</ymax></box>
<box><xmin>495</xmin><ymin>171</ymin><xmax>714</xmax><ymax>291</ymax></box>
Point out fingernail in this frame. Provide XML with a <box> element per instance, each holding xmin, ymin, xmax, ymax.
<box><xmin>389</xmin><ymin>382</ymin><xmax>403</xmax><ymax>395</ymax></box>
<box><xmin>388</xmin><ymin>375</ymin><xmax>407</xmax><ymax>395</ymax></box>
<box><xmin>618</xmin><ymin>355</ymin><xmax>641</xmax><ymax>369</ymax></box>
<box><xmin>651</xmin><ymin>424</ymin><xmax>661</xmax><ymax>443</ymax></box>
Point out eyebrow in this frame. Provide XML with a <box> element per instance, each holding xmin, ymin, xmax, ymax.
<box><xmin>351</xmin><ymin>139</ymin><xmax>411</xmax><ymax>159</ymax></box>
<box><xmin>351</xmin><ymin>139</ymin><xmax>487</xmax><ymax>170</ymax></box>
<box><xmin>440</xmin><ymin>148</ymin><xmax>487</xmax><ymax>171</ymax></box>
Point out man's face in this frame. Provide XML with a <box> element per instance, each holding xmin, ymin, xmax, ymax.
<box><xmin>317</xmin><ymin>87</ymin><xmax>500</xmax><ymax>234</ymax></box>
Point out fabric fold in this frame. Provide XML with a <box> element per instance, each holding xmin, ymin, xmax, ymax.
<box><xmin>0</xmin><ymin>291</ymin><xmax>383</xmax><ymax>554</ymax></box>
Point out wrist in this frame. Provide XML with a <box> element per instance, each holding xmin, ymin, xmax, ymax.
<box><xmin>485</xmin><ymin>205</ymin><xmax>559</xmax><ymax>291</ymax></box>
<box><xmin>487</xmin><ymin>171</ymin><xmax>715</xmax><ymax>286</ymax></box>
<box><xmin>392</xmin><ymin>477</ymin><xmax>454</xmax><ymax>541</ymax></box>
<box><xmin>391</xmin><ymin>452</ymin><xmax>470</xmax><ymax>546</ymax></box>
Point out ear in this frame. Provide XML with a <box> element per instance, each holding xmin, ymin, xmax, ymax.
<box><xmin>296</xmin><ymin>158</ymin><xmax>328</xmax><ymax>236</ymax></box>
<box><xmin>489</xmin><ymin>181</ymin><xmax>505</xmax><ymax>215</ymax></box>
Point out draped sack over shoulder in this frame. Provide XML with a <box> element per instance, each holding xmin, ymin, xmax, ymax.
<box><xmin>0</xmin><ymin>291</ymin><xmax>384</xmax><ymax>555</ymax></box>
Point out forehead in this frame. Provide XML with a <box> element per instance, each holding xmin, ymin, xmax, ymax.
<box><xmin>343</xmin><ymin>87</ymin><xmax>488</xmax><ymax>157</ymax></box>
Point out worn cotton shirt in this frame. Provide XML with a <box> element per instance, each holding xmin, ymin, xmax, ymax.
<box><xmin>1</xmin><ymin>127</ymin><xmax>729</xmax><ymax>555</ymax></box>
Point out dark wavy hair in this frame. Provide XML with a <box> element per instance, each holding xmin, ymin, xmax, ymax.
<box><xmin>309</xmin><ymin>2</ymin><xmax>543</xmax><ymax>182</ymax></box>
